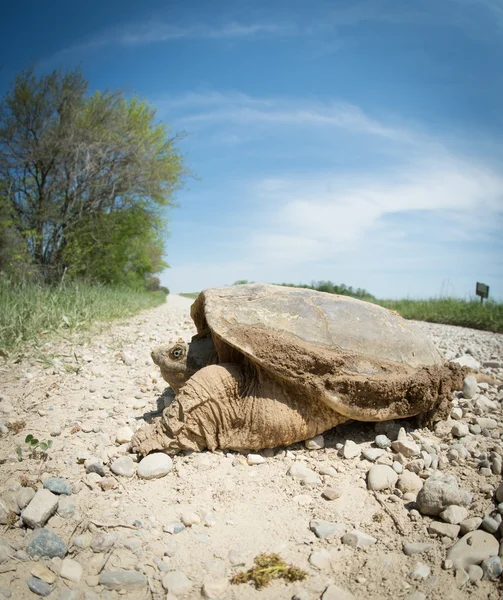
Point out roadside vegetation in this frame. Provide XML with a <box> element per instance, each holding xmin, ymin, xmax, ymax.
<box><xmin>0</xmin><ymin>66</ymin><xmax>186</xmax><ymax>356</ymax></box>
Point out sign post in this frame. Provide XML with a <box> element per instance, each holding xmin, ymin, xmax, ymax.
<box><xmin>476</xmin><ymin>282</ymin><xmax>489</xmax><ymax>305</ymax></box>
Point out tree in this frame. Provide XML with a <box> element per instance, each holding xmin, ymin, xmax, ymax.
<box><xmin>0</xmin><ymin>67</ymin><xmax>187</xmax><ymax>283</ymax></box>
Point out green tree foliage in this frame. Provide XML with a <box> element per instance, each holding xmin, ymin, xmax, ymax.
<box><xmin>0</xmin><ymin>67</ymin><xmax>186</xmax><ymax>286</ymax></box>
<box><xmin>278</xmin><ymin>280</ymin><xmax>375</xmax><ymax>300</ymax></box>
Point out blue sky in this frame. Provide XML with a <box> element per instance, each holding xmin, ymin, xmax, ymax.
<box><xmin>2</xmin><ymin>0</ymin><xmax>502</xmax><ymax>298</ymax></box>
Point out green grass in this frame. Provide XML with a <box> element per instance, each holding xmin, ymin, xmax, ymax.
<box><xmin>179</xmin><ymin>292</ymin><xmax>200</xmax><ymax>299</ymax></box>
<box><xmin>373</xmin><ymin>298</ymin><xmax>503</xmax><ymax>333</ymax></box>
<box><xmin>0</xmin><ymin>278</ymin><xmax>168</xmax><ymax>357</ymax></box>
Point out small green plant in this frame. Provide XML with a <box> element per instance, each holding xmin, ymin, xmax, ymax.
<box><xmin>231</xmin><ymin>553</ymin><xmax>307</xmax><ymax>589</ymax></box>
<box><xmin>17</xmin><ymin>434</ymin><xmax>53</xmax><ymax>462</ymax></box>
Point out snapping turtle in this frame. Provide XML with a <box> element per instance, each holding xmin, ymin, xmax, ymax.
<box><xmin>131</xmin><ymin>284</ymin><xmax>464</xmax><ymax>455</ymax></box>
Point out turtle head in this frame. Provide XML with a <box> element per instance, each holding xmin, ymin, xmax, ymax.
<box><xmin>151</xmin><ymin>333</ymin><xmax>217</xmax><ymax>394</ymax></box>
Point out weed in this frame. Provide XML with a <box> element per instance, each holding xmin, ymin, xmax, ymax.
<box><xmin>231</xmin><ymin>553</ymin><xmax>307</xmax><ymax>589</ymax></box>
<box><xmin>6</xmin><ymin>420</ymin><xmax>26</xmax><ymax>434</ymax></box>
<box><xmin>19</xmin><ymin>475</ymin><xmax>37</xmax><ymax>490</ymax></box>
<box><xmin>17</xmin><ymin>434</ymin><xmax>53</xmax><ymax>462</ymax></box>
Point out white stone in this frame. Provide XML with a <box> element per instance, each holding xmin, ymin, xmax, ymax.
<box><xmin>367</xmin><ymin>465</ymin><xmax>398</xmax><ymax>491</ymax></box>
<box><xmin>247</xmin><ymin>454</ymin><xmax>265</xmax><ymax>465</ymax></box>
<box><xmin>309</xmin><ymin>549</ymin><xmax>332</xmax><ymax>570</ymax></box>
<box><xmin>451</xmin><ymin>355</ymin><xmax>480</xmax><ymax>370</ymax></box>
<box><xmin>201</xmin><ymin>576</ymin><xmax>228</xmax><ymax>599</ymax></box>
<box><xmin>115</xmin><ymin>426</ymin><xmax>134</xmax><ymax>444</ymax></box>
<box><xmin>137</xmin><ymin>453</ymin><xmax>173</xmax><ymax>479</ymax></box>
<box><xmin>60</xmin><ymin>557</ymin><xmax>83</xmax><ymax>583</ymax></box>
<box><xmin>342</xmin><ymin>440</ymin><xmax>361</xmax><ymax>459</ymax></box>
<box><xmin>463</xmin><ymin>375</ymin><xmax>478</xmax><ymax>400</ymax></box>
<box><xmin>446</xmin><ymin>530</ymin><xmax>500</xmax><ymax>570</ymax></box>
<box><xmin>391</xmin><ymin>439</ymin><xmax>420</xmax><ymax>458</ymax></box>
<box><xmin>412</xmin><ymin>562</ymin><xmax>430</xmax><ymax>579</ymax></box>
<box><xmin>305</xmin><ymin>435</ymin><xmax>325</xmax><ymax>450</ymax></box>
<box><xmin>342</xmin><ymin>530</ymin><xmax>376</xmax><ymax>548</ymax></box>
<box><xmin>362</xmin><ymin>448</ymin><xmax>385</xmax><ymax>462</ymax></box>
<box><xmin>180</xmin><ymin>511</ymin><xmax>201</xmax><ymax>527</ymax></box>
<box><xmin>397</xmin><ymin>471</ymin><xmax>423</xmax><ymax>494</ymax></box>
<box><xmin>451</xmin><ymin>422</ymin><xmax>469</xmax><ymax>437</ymax></box>
<box><xmin>110</xmin><ymin>456</ymin><xmax>135</xmax><ymax>477</ymax></box>
<box><xmin>440</xmin><ymin>505</ymin><xmax>469</xmax><ymax>525</ymax></box>
<box><xmin>21</xmin><ymin>489</ymin><xmax>59</xmax><ymax>528</ymax></box>
<box><xmin>162</xmin><ymin>570</ymin><xmax>192</xmax><ymax>596</ymax></box>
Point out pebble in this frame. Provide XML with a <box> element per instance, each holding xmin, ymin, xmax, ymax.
<box><xmin>451</xmin><ymin>422</ymin><xmax>469</xmax><ymax>437</ymax></box>
<box><xmin>137</xmin><ymin>453</ymin><xmax>173</xmax><ymax>479</ymax></box>
<box><xmin>482</xmin><ymin>556</ymin><xmax>503</xmax><ymax>580</ymax></box>
<box><xmin>451</xmin><ymin>355</ymin><xmax>480</xmax><ymax>370</ymax></box>
<box><xmin>162</xmin><ymin>570</ymin><xmax>192</xmax><ymax>595</ymax></box>
<box><xmin>341</xmin><ymin>530</ymin><xmax>377</xmax><ymax>548</ymax></box>
<box><xmin>446</xmin><ymin>530</ymin><xmax>500</xmax><ymax>570</ymax></box>
<box><xmin>482</xmin><ymin>515</ymin><xmax>500</xmax><ymax>534</ymax></box>
<box><xmin>21</xmin><ymin>490</ymin><xmax>59</xmax><ymax>528</ymax></box>
<box><xmin>440</xmin><ymin>505</ymin><xmax>469</xmax><ymax>525</ymax></box>
<box><xmin>403</xmin><ymin>542</ymin><xmax>433</xmax><ymax>556</ymax></box>
<box><xmin>30</xmin><ymin>563</ymin><xmax>56</xmax><ymax>584</ymax></box>
<box><xmin>416</xmin><ymin>472</ymin><xmax>471</xmax><ymax>516</ymax></box>
<box><xmin>463</xmin><ymin>375</ymin><xmax>478</xmax><ymax>399</ymax></box>
<box><xmin>392</xmin><ymin>461</ymin><xmax>403</xmax><ymax>474</ymax></box>
<box><xmin>305</xmin><ymin>434</ymin><xmax>324</xmax><ymax>450</ymax></box>
<box><xmin>367</xmin><ymin>465</ymin><xmax>398</xmax><ymax>491</ymax></box>
<box><xmin>180</xmin><ymin>511</ymin><xmax>201</xmax><ymax>526</ymax></box>
<box><xmin>319</xmin><ymin>465</ymin><xmax>338</xmax><ymax>477</ymax></box>
<box><xmin>60</xmin><ymin>557</ymin><xmax>83</xmax><ymax>583</ymax></box>
<box><xmin>476</xmin><ymin>417</ymin><xmax>498</xmax><ymax>430</ymax></box>
<box><xmin>342</xmin><ymin>440</ymin><xmax>361</xmax><ymax>459</ymax></box>
<box><xmin>375</xmin><ymin>435</ymin><xmax>391</xmax><ymax>449</ymax></box>
<box><xmin>309</xmin><ymin>549</ymin><xmax>332</xmax><ymax>570</ymax></box>
<box><xmin>310</xmin><ymin>520</ymin><xmax>346</xmax><ymax>540</ymax></box>
<box><xmin>322</xmin><ymin>487</ymin><xmax>342</xmax><ymax>501</ymax></box>
<box><xmin>288</xmin><ymin>463</ymin><xmax>321</xmax><ymax>485</ymax></box>
<box><xmin>391</xmin><ymin>438</ymin><xmax>420</xmax><ymax>458</ymax></box>
<box><xmin>466</xmin><ymin>564</ymin><xmax>484</xmax><ymax>581</ymax></box>
<box><xmin>397</xmin><ymin>471</ymin><xmax>423</xmax><ymax>494</ymax></box>
<box><xmin>362</xmin><ymin>448</ymin><xmax>385</xmax><ymax>462</ymax></box>
<box><xmin>49</xmin><ymin>425</ymin><xmax>62</xmax><ymax>437</ymax></box>
<box><xmin>459</xmin><ymin>517</ymin><xmax>482</xmax><ymax>534</ymax></box>
<box><xmin>26</xmin><ymin>577</ymin><xmax>52</xmax><ymax>597</ymax></box>
<box><xmin>412</xmin><ymin>562</ymin><xmax>430</xmax><ymax>579</ymax></box>
<box><xmin>164</xmin><ymin>522</ymin><xmax>185</xmax><ymax>535</ymax></box>
<box><xmin>193</xmin><ymin>454</ymin><xmax>212</xmax><ymax>470</ymax></box>
<box><xmin>26</xmin><ymin>528</ymin><xmax>68</xmax><ymax>558</ymax></box>
<box><xmin>201</xmin><ymin>576</ymin><xmax>229</xmax><ymax>599</ymax></box>
<box><xmin>407</xmin><ymin>593</ymin><xmax>426</xmax><ymax>600</ymax></box>
<box><xmin>496</xmin><ymin>482</ymin><xmax>503</xmax><ymax>503</ymax></box>
<box><xmin>110</xmin><ymin>456</ymin><xmax>135</xmax><ymax>477</ymax></box>
<box><xmin>16</xmin><ymin>487</ymin><xmax>35</xmax><ymax>509</ymax></box>
<box><xmin>43</xmin><ymin>477</ymin><xmax>71</xmax><ymax>495</ymax></box>
<box><xmin>428</xmin><ymin>521</ymin><xmax>460</xmax><ymax>538</ymax></box>
<box><xmin>115</xmin><ymin>426</ymin><xmax>134</xmax><ymax>444</ymax></box>
<box><xmin>247</xmin><ymin>454</ymin><xmax>265</xmax><ymax>465</ymax></box>
<box><xmin>99</xmin><ymin>571</ymin><xmax>147</xmax><ymax>591</ymax></box>
<box><xmin>86</xmin><ymin>460</ymin><xmax>106</xmax><ymax>477</ymax></box>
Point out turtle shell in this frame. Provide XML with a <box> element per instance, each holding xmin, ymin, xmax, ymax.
<box><xmin>191</xmin><ymin>283</ymin><xmax>442</xmax><ymax>370</ymax></box>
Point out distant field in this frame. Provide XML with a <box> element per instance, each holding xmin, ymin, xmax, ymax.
<box><xmin>374</xmin><ymin>298</ymin><xmax>502</xmax><ymax>333</ymax></box>
<box><xmin>0</xmin><ymin>279</ymin><xmax>168</xmax><ymax>356</ymax></box>
<box><xmin>179</xmin><ymin>292</ymin><xmax>200</xmax><ymax>299</ymax></box>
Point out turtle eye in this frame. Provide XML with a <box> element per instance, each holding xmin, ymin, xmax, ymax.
<box><xmin>170</xmin><ymin>345</ymin><xmax>185</xmax><ymax>360</ymax></box>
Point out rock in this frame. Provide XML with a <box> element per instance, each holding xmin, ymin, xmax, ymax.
<box><xmin>321</xmin><ymin>584</ymin><xmax>355</xmax><ymax>600</ymax></box>
<box><xmin>319</xmin><ymin>466</ymin><xmax>338</xmax><ymax>477</ymax></box>
<box><xmin>49</xmin><ymin>425</ymin><xmax>62</xmax><ymax>437</ymax></box>
<box><xmin>30</xmin><ymin>563</ymin><xmax>56</xmax><ymax>584</ymax></box>
<box><xmin>164</xmin><ymin>522</ymin><xmax>185</xmax><ymax>535</ymax></box>
<box><xmin>137</xmin><ymin>453</ymin><xmax>173</xmax><ymax>479</ymax></box>
<box><xmin>403</xmin><ymin>542</ymin><xmax>433</xmax><ymax>556</ymax></box>
<box><xmin>412</xmin><ymin>562</ymin><xmax>430</xmax><ymax>579</ymax></box>
<box><xmin>180</xmin><ymin>511</ymin><xmax>201</xmax><ymax>526</ymax></box>
<box><xmin>110</xmin><ymin>456</ymin><xmax>135</xmax><ymax>477</ymax></box>
<box><xmin>460</xmin><ymin>517</ymin><xmax>482</xmax><ymax>534</ymax></box>
<box><xmin>362</xmin><ymin>448</ymin><xmax>385</xmax><ymax>462</ymax></box>
<box><xmin>416</xmin><ymin>472</ymin><xmax>471</xmax><ymax>516</ymax></box>
<box><xmin>26</xmin><ymin>528</ymin><xmax>67</xmax><ymax>558</ymax></box>
<box><xmin>288</xmin><ymin>463</ymin><xmax>321</xmax><ymax>485</ymax></box>
<box><xmin>375</xmin><ymin>435</ymin><xmax>391</xmax><ymax>449</ymax></box>
<box><xmin>309</xmin><ymin>549</ymin><xmax>332</xmax><ymax>570</ymax></box>
<box><xmin>463</xmin><ymin>375</ymin><xmax>478</xmax><ymax>399</ymax></box>
<box><xmin>57</xmin><ymin>496</ymin><xmax>75</xmax><ymax>518</ymax></box>
<box><xmin>26</xmin><ymin>577</ymin><xmax>52</xmax><ymax>597</ymax></box>
<box><xmin>467</xmin><ymin>564</ymin><xmax>484</xmax><ymax>582</ymax></box>
<box><xmin>482</xmin><ymin>516</ymin><xmax>500</xmax><ymax>534</ymax></box>
<box><xmin>451</xmin><ymin>423</ymin><xmax>469</xmax><ymax>437</ymax></box>
<box><xmin>367</xmin><ymin>465</ymin><xmax>397</xmax><ymax>491</ymax></box>
<box><xmin>482</xmin><ymin>556</ymin><xmax>502</xmax><ymax>579</ymax></box>
<box><xmin>60</xmin><ymin>557</ymin><xmax>83</xmax><ymax>583</ymax></box>
<box><xmin>451</xmin><ymin>355</ymin><xmax>480</xmax><ymax>370</ymax></box>
<box><xmin>391</xmin><ymin>439</ymin><xmax>420</xmax><ymax>458</ymax></box>
<box><xmin>91</xmin><ymin>533</ymin><xmax>117</xmax><ymax>553</ymax></box>
<box><xmin>428</xmin><ymin>521</ymin><xmax>460</xmax><ymax>538</ymax></box>
<box><xmin>85</xmin><ymin>460</ymin><xmax>106</xmax><ymax>477</ymax></box>
<box><xmin>446</xmin><ymin>530</ymin><xmax>500</xmax><ymax>570</ymax></box>
<box><xmin>397</xmin><ymin>471</ymin><xmax>423</xmax><ymax>494</ymax></box>
<box><xmin>440</xmin><ymin>505</ymin><xmax>469</xmax><ymax>525</ymax></box>
<box><xmin>115</xmin><ymin>426</ymin><xmax>134</xmax><ymax>444</ymax></box>
<box><xmin>21</xmin><ymin>490</ymin><xmax>59</xmax><ymax>528</ymax></box>
<box><xmin>341</xmin><ymin>530</ymin><xmax>377</xmax><ymax>548</ymax></box>
<box><xmin>247</xmin><ymin>454</ymin><xmax>265</xmax><ymax>465</ymax></box>
<box><xmin>342</xmin><ymin>440</ymin><xmax>360</xmax><ymax>459</ymax></box>
<box><xmin>451</xmin><ymin>407</ymin><xmax>463</xmax><ymax>420</ymax></box>
<box><xmin>201</xmin><ymin>576</ymin><xmax>229</xmax><ymax>599</ymax></box>
<box><xmin>305</xmin><ymin>434</ymin><xmax>324</xmax><ymax>450</ymax></box>
<box><xmin>407</xmin><ymin>593</ymin><xmax>426</xmax><ymax>600</ymax></box>
<box><xmin>322</xmin><ymin>487</ymin><xmax>342</xmax><ymax>501</ymax></box>
<box><xmin>310</xmin><ymin>520</ymin><xmax>346</xmax><ymax>540</ymax></box>
<box><xmin>496</xmin><ymin>482</ymin><xmax>503</xmax><ymax>503</ymax></box>
<box><xmin>99</xmin><ymin>571</ymin><xmax>147</xmax><ymax>591</ymax></box>
<box><xmin>43</xmin><ymin>477</ymin><xmax>71</xmax><ymax>495</ymax></box>
<box><xmin>162</xmin><ymin>570</ymin><xmax>192</xmax><ymax>595</ymax></box>
<box><xmin>476</xmin><ymin>417</ymin><xmax>498</xmax><ymax>430</ymax></box>
<box><xmin>16</xmin><ymin>487</ymin><xmax>36</xmax><ymax>509</ymax></box>
<box><xmin>392</xmin><ymin>461</ymin><xmax>403</xmax><ymax>474</ymax></box>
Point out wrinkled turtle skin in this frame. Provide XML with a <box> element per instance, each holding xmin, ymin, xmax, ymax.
<box><xmin>131</xmin><ymin>284</ymin><xmax>464</xmax><ymax>455</ymax></box>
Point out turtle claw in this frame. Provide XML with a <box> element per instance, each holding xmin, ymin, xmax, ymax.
<box><xmin>131</xmin><ymin>419</ymin><xmax>175</xmax><ymax>456</ymax></box>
